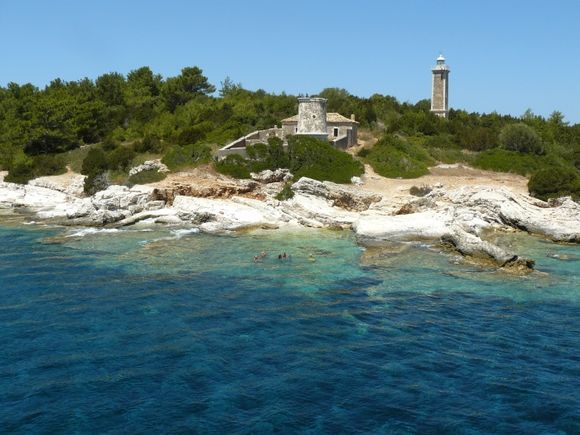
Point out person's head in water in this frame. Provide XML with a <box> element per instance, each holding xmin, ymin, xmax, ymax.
<box><xmin>283</xmin><ymin>252</ymin><xmax>287</xmax><ymax>258</ymax></box>
<box><xmin>278</xmin><ymin>254</ymin><xmax>282</xmax><ymax>259</ymax></box>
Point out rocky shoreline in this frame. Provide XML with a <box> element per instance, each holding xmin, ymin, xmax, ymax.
<box><xmin>1</xmin><ymin>170</ymin><xmax>578</xmax><ymax>273</ymax></box>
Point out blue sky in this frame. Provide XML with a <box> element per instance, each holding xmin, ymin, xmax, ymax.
<box><xmin>1</xmin><ymin>0</ymin><xmax>579</xmax><ymax>123</ymax></box>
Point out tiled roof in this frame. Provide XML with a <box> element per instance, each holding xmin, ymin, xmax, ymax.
<box><xmin>281</xmin><ymin>113</ymin><xmax>358</xmax><ymax>124</ymax></box>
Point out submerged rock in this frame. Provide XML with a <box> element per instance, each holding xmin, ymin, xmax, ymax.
<box><xmin>441</xmin><ymin>226</ymin><xmax>534</xmax><ymax>273</ymax></box>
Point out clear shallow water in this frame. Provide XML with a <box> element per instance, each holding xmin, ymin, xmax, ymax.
<box><xmin>0</xmin><ymin>218</ymin><xmax>579</xmax><ymax>433</ymax></box>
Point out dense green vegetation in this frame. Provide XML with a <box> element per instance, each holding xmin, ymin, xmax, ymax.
<box><xmin>127</xmin><ymin>169</ymin><xmax>167</xmax><ymax>186</ymax></box>
<box><xmin>360</xmin><ymin>135</ymin><xmax>435</xmax><ymax>178</ymax></box>
<box><xmin>287</xmin><ymin>136</ymin><xmax>363</xmax><ymax>183</ymax></box>
<box><xmin>528</xmin><ymin>168</ymin><xmax>580</xmax><ymax>201</ymax></box>
<box><xmin>1</xmin><ymin>66</ymin><xmax>579</xmax><ymax>199</ymax></box>
<box><xmin>215</xmin><ymin>136</ymin><xmax>363</xmax><ymax>184</ymax></box>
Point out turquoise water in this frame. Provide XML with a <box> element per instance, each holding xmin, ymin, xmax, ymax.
<box><xmin>1</xmin><ymin>216</ymin><xmax>579</xmax><ymax>433</ymax></box>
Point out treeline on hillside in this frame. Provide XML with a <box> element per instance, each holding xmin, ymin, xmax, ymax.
<box><xmin>0</xmin><ymin>66</ymin><xmax>579</xmax><ymax>199</ymax></box>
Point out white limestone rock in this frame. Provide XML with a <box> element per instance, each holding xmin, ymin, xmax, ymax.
<box><xmin>291</xmin><ymin>177</ymin><xmax>381</xmax><ymax>212</ymax></box>
<box><xmin>446</xmin><ymin>186</ymin><xmax>580</xmax><ymax>242</ymax></box>
<box><xmin>279</xmin><ymin>193</ymin><xmax>358</xmax><ymax>228</ymax></box>
<box><xmin>441</xmin><ymin>226</ymin><xmax>534</xmax><ymax>272</ymax></box>
<box><xmin>172</xmin><ymin>195</ymin><xmax>289</xmax><ymax>232</ymax></box>
<box><xmin>128</xmin><ymin>159</ymin><xmax>169</xmax><ymax>177</ymax></box>
<box><xmin>250</xmin><ymin>168</ymin><xmax>293</xmax><ymax>183</ymax></box>
<box><xmin>353</xmin><ymin>210</ymin><xmax>452</xmax><ymax>243</ymax></box>
<box><xmin>28</xmin><ymin>174</ymin><xmax>86</xmax><ymax>197</ymax></box>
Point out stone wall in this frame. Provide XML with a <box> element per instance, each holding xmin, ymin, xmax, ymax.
<box><xmin>218</xmin><ymin>127</ymin><xmax>284</xmax><ymax>159</ymax></box>
<box><xmin>282</xmin><ymin>122</ymin><xmax>358</xmax><ymax>147</ymax></box>
<box><xmin>332</xmin><ymin>134</ymin><xmax>349</xmax><ymax>149</ymax></box>
<box><xmin>328</xmin><ymin>123</ymin><xmax>357</xmax><ymax>146</ymax></box>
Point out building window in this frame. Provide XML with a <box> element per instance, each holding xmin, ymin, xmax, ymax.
<box><xmin>333</xmin><ymin>128</ymin><xmax>339</xmax><ymax>137</ymax></box>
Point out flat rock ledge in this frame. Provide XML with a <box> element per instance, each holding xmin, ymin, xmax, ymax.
<box><xmin>292</xmin><ymin>177</ymin><xmax>382</xmax><ymax>212</ymax></box>
<box><xmin>1</xmin><ymin>175</ymin><xmax>578</xmax><ymax>273</ymax></box>
<box><xmin>441</xmin><ymin>227</ymin><xmax>535</xmax><ymax>273</ymax></box>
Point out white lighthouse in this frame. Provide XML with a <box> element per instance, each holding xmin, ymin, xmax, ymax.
<box><xmin>431</xmin><ymin>54</ymin><xmax>450</xmax><ymax>118</ymax></box>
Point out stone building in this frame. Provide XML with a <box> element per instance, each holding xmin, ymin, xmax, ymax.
<box><xmin>431</xmin><ymin>54</ymin><xmax>450</xmax><ymax>118</ymax></box>
<box><xmin>218</xmin><ymin>97</ymin><xmax>358</xmax><ymax>158</ymax></box>
<box><xmin>281</xmin><ymin>97</ymin><xmax>358</xmax><ymax>149</ymax></box>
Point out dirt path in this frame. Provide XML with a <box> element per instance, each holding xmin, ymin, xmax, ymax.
<box><xmin>14</xmin><ymin>161</ymin><xmax>529</xmax><ymax>207</ymax></box>
<box><xmin>360</xmin><ymin>163</ymin><xmax>529</xmax><ymax>205</ymax></box>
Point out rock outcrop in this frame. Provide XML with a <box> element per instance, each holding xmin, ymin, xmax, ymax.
<box><xmin>291</xmin><ymin>177</ymin><xmax>382</xmax><ymax>212</ymax></box>
<box><xmin>151</xmin><ymin>180</ymin><xmax>258</xmax><ymax>205</ymax></box>
<box><xmin>28</xmin><ymin>174</ymin><xmax>86</xmax><ymax>197</ymax></box>
<box><xmin>250</xmin><ymin>169</ymin><xmax>293</xmax><ymax>183</ymax></box>
<box><xmin>1</xmin><ymin>174</ymin><xmax>578</xmax><ymax>273</ymax></box>
<box><xmin>128</xmin><ymin>159</ymin><xmax>169</xmax><ymax>177</ymax></box>
<box><xmin>445</xmin><ymin>187</ymin><xmax>580</xmax><ymax>243</ymax></box>
<box><xmin>441</xmin><ymin>226</ymin><xmax>534</xmax><ymax>272</ymax></box>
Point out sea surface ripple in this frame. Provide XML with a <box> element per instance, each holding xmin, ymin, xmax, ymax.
<box><xmin>0</xmin><ymin>221</ymin><xmax>579</xmax><ymax>433</ymax></box>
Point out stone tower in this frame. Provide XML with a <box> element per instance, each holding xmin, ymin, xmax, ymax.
<box><xmin>431</xmin><ymin>54</ymin><xmax>450</xmax><ymax>118</ymax></box>
<box><xmin>296</xmin><ymin>97</ymin><xmax>328</xmax><ymax>141</ymax></box>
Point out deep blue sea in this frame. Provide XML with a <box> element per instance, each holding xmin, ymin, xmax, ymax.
<box><xmin>1</xmin><ymin>212</ymin><xmax>579</xmax><ymax>434</ymax></box>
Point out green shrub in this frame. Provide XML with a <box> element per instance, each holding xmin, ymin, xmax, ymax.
<box><xmin>162</xmin><ymin>143</ymin><xmax>211</xmax><ymax>170</ymax></box>
<box><xmin>107</xmin><ymin>146</ymin><xmax>136</xmax><ymax>171</ymax></box>
<box><xmin>246</xmin><ymin>138</ymin><xmax>288</xmax><ymax>169</ymax></box>
<box><xmin>176</xmin><ymin>122</ymin><xmax>211</xmax><ymax>145</ymax></box>
<box><xmin>275</xmin><ymin>182</ymin><xmax>295</xmax><ymax>201</ymax></box>
<box><xmin>456</xmin><ymin>127</ymin><xmax>497</xmax><ymax>151</ymax></box>
<box><xmin>4</xmin><ymin>153</ymin><xmax>35</xmax><ymax>184</ymax></box>
<box><xmin>499</xmin><ymin>123</ymin><xmax>543</xmax><ymax>154</ymax></box>
<box><xmin>357</xmin><ymin>147</ymin><xmax>370</xmax><ymax>158</ymax></box>
<box><xmin>189</xmin><ymin>143</ymin><xmax>212</xmax><ymax>164</ymax></box>
<box><xmin>287</xmin><ymin>136</ymin><xmax>363</xmax><ymax>183</ymax></box>
<box><xmin>81</xmin><ymin>148</ymin><xmax>109</xmax><ymax>194</ymax></box>
<box><xmin>162</xmin><ymin>145</ymin><xmax>190</xmax><ymax>170</ymax></box>
<box><xmin>573</xmin><ymin>145</ymin><xmax>580</xmax><ymax>170</ymax></box>
<box><xmin>214</xmin><ymin>154</ymin><xmax>251</xmax><ymax>179</ymax></box>
<box><xmin>427</xmin><ymin>147</ymin><xmax>468</xmax><ymax>164</ymax></box>
<box><xmin>266</xmin><ymin>137</ymin><xmax>288</xmax><ymax>169</ymax></box>
<box><xmin>65</xmin><ymin>146</ymin><xmax>92</xmax><ymax>173</ymax></box>
<box><xmin>84</xmin><ymin>172</ymin><xmax>109</xmax><ymax>195</ymax></box>
<box><xmin>472</xmin><ymin>149</ymin><xmax>546</xmax><ymax>176</ymax></box>
<box><xmin>424</xmin><ymin>133</ymin><xmax>457</xmax><ymax>149</ymax></box>
<box><xmin>81</xmin><ymin>148</ymin><xmax>108</xmax><ymax>176</ymax></box>
<box><xmin>528</xmin><ymin>167</ymin><xmax>580</xmax><ymax>200</ymax></box>
<box><xmin>363</xmin><ymin>134</ymin><xmax>434</xmax><ymax>178</ymax></box>
<box><xmin>34</xmin><ymin>154</ymin><xmax>67</xmax><ymax>176</ymax></box>
<box><xmin>134</xmin><ymin>135</ymin><xmax>164</xmax><ymax>153</ymax></box>
<box><xmin>101</xmin><ymin>137</ymin><xmax>120</xmax><ymax>152</ymax></box>
<box><xmin>246</xmin><ymin>142</ymin><xmax>269</xmax><ymax>160</ymax></box>
<box><xmin>5</xmin><ymin>152</ymin><xmax>67</xmax><ymax>184</ymax></box>
<box><xmin>127</xmin><ymin>169</ymin><xmax>167</xmax><ymax>185</ymax></box>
